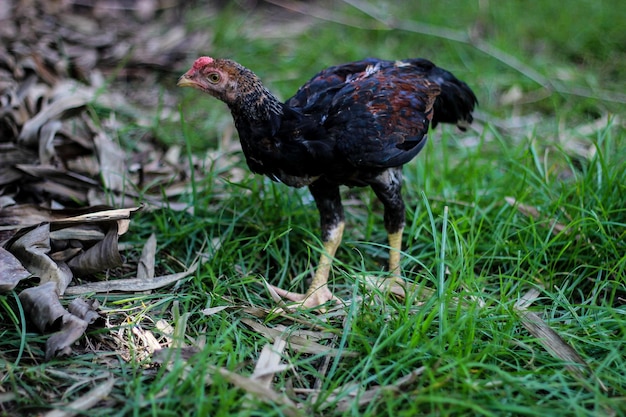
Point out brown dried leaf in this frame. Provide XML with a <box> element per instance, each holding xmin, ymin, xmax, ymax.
<box><xmin>67</xmin><ymin>222</ymin><xmax>123</xmax><ymax>275</ymax></box>
<box><xmin>201</xmin><ymin>305</ymin><xmax>230</xmax><ymax>316</ymax></box>
<box><xmin>241</xmin><ymin>318</ymin><xmax>350</xmax><ymax>356</ymax></box>
<box><xmin>54</xmin><ymin>206</ymin><xmax>142</xmax><ymax>227</ymax></box>
<box><xmin>505</xmin><ymin>197</ymin><xmax>572</xmax><ymax>236</ymax></box>
<box><xmin>0</xmin><ymin>205</ymin><xmax>142</xmax><ymax>239</ymax></box>
<box><xmin>9</xmin><ymin>223</ymin><xmax>73</xmax><ymax>294</ymax></box>
<box><xmin>93</xmin><ymin>132</ymin><xmax>127</xmax><ymax>192</ymax></box>
<box><xmin>49</xmin><ymin>225</ymin><xmax>105</xmax><ymax>242</ymax></box>
<box><xmin>38</xmin><ymin>120</ymin><xmax>62</xmax><ymax>164</ymax></box>
<box><xmin>0</xmin><ymin>246</ymin><xmax>31</xmax><ymax>292</ymax></box>
<box><xmin>24</xmin><ymin>180</ymin><xmax>88</xmax><ymax>204</ymax></box>
<box><xmin>331</xmin><ymin>366</ymin><xmax>427</xmax><ymax>412</ymax></box>
<box><xmin>18</xmin><ymin>85</ymin><xmax>94</xmax><ymax>146</ymax></box>
<box><xmin>14</xmin><ymin>164</ymin><xmax>99</xmax><ymax>187</ymax></box>
<box><xmin>131</xmin><ymin>326</ymin><xmax>162</xmax><ymax>354</ymax></box>
<box><xmin>215</xmin><ymin>366</ymin><xmax>300</xmax><ymax>417</ymax></box>
<box><xmin>152</xmin><ymin>347</ymin><xmax>301</xmax><ymax>417</ymax></box>
<box><xmin>514</xmin><ymin>288</ymin><xmax>608</xmax><ymax>392</ymax></box>
<box><xmin>44</xmin><ymin>377</ymin><xmax>115</xmax><ymax>417</ymax></box>
<box><xmin>152</xmin><ymin>346</ymin><xmax>200</xmax><ymax>364</ymax></box>
<box><xmin>19</xmin><ymin>281</ymin><xmax>88</xmax><ymax>360</ymax></box>
<box><xmin>68</xmin><ymin>297</ymin><xmax>104</xmax><ymax>326</ymax></box>
<box><xmin>517</xmin><ymin>309</ymin><xmax>588</xmax><ymax>370</ymax></box>
<box><xmin>0</xmin><ymin>143</ymin><xmax>37</xmax><ymax>186</ymax></box>
<box><xmin>65</xmin><ymin>261</ymin><xmax>199</xmax><ymax>295</ymax></box>
<box><xmin>137</xmin><ymin>233</ymin><xmax>157</xmax><ymax>280</ymax></box>
<box><xmin>251</xmin><ymin>338</ymin><xmax>290</xmax><ymax>385</ymax></box>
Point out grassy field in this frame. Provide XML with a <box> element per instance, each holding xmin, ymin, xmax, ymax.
<box><xmin>2</xmin><ymin>0</ymin><xmax>626</xmax><ymax>415</ymax></box>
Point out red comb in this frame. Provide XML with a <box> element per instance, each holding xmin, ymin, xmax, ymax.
<box><xmin>192</xmin><ymin>56</ymin><xmax>214</xmax><ymax>71</ymax></box>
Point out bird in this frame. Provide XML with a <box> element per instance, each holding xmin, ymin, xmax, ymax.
<box><xmin>178</xmin><ymin>56</ymin><xmax>477</xmax><ymax>309</ymax></box>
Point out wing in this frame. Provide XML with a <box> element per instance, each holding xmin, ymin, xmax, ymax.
<box><xmin>285</xmin><ymin>58</ymin><xmax>382</xmax><ymax>111</ymax></box>
<box><xmin>324</xmin><ymin>63</ymin><xmax>441</xmax><ymax>168</ymax></box>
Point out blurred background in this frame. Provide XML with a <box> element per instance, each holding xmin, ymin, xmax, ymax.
<box><xmin>3</xmin><ymin>0</ymin><xmax>624</xmax><ymax>150</ymax></box>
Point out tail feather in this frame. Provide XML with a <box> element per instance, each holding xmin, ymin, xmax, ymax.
<box><xmin>428</xmin><ymin>67</ymin><xmax>477</xmax><ymax>131</ymax></box>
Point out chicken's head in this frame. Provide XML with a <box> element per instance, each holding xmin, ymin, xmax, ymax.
<box><xmin>178</xmin><ymin>56</ymin><xmax>245</xmax><ymax>104</ymax></box>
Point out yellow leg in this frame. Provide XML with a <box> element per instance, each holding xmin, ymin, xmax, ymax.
<box><xmin>269</xmin><ymin>222</ymin><xmax>344</xmax><ymax>309</ymax></box>
<box><xmin>387</xmin><ymin>227</ymin><xmax>403</xmax><ymax>275</ymax></box>
<box><xmin>363</xmin><ymin>227</ymin><xmax>407</xmax><ymax>298</ymax></box>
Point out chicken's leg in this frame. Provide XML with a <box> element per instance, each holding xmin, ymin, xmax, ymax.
<box><xmin>387</xmin><ymin>227</ymin><xmax>403</xmax><ymax>275</ymax></box>
<box><xmin>269</xmin><ymin>180</ymin><xmax>345</xmax><ymax>309</ymax></box>
<box><xmin>370</xmin><ymin>168</ymin><xmax>407</xmax><ymax>288</ymax></box>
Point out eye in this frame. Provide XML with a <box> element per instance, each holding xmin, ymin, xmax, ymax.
<box><xmin>207</xmin><ymin>72</ymin><xmax>221</xmax><ymax>83</ymax></box>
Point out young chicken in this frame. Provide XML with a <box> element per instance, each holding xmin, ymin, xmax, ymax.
<box><xmin>178</xmin><ymin>56</ymin><xmax>477</xmax><ymax>309</ymax></box>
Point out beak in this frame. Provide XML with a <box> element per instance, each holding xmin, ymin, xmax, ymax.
<box><xmin>177</xmin><ymin>73</ymin><xmax>198</xmax><ymax>88</ymax></box>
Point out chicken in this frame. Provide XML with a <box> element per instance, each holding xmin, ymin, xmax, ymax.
<box><xmin>178</xmin><ymin>56</ymin><xmax>477</xmax><ymax>309</ymax></box>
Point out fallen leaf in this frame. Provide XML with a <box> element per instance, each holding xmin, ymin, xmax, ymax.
<box><xmin>0</xmin><ymin>204</ymin><xmax>141</xmax><ymax>233</ymax></box>
<box><xmin>251</xmin><ymin>338</ymin><xmax>290</xmax><ymax>384</ymax></box>
<box><xmin>9</xmin><ymin>223</ymin><xmax>73</xmax><ymax>295</ymax></box>
<box><xmin>0</xmin><ymin>143</ymin><xmax>37</xmax><ymax>186</ymax></box>
<box><xmin>93</xmin><ymin>132</ymin><xmax>127</xmax><ymax>193</ymax></box>
<box><xmin>241</xmin><ymin>318</ymin><xmax>350</xmax><ymax>356</ymax></box>
<box><xmin>38</xmin><ymin>120</ymin><xmax>62</xmax><ymax>164</ymax></box>
<box><xmin>19</xmin><ymin>281</ymin><xmax>88</xmax><ymax>360</ymax></box>
<box><xmin>44</xmin><ymin>376</ymin><xmax>115</xmax><ymax>417</ymax></box>
<box><xmin>68</xmin><ymin>298</ymin><xmax>103</xmax><ymax>326</ymax></box>
<box><xmin>505</xmin><ymin>197</ymin><xmax>573</xmax><ymax>236</ymax></box>
<box><xmin>67</xmin><ymin>222</ymin><xmax>123</xmax><ymax>275</ymax></box>
<box><xmin>154</xmin><ymin>347</ymin><xmax>301</xmax><ymax>417</ymax></box>
<box><xmin>215</xmin><ymin>366</ymin><xmax>300</xmax><ymax>417</ymax></box>
<box><xmin>137</xmin><ymin>233</ymin><xmax>157</xmax><ymax>280</ymax></box>
<box><xmin>0</xmin><ymin>246</ymin><xmax>32</xmax><ymax>292</ymax></box>
<box><xmin>331</xmin><ymin>365</ymin><xmax>427</xmax><ymax>412</ymax></box>
<box><xmin>514</xmin><ymin>288</ymin><xmax>608</xmax><ymax>392</ymax></box>
<box><xmin>201</xmin><ymin>305</ymin><xmax>230</xmax><ymax>316</ymax></box>
<box><xmin>131</xmin><ymin>326</ymin><xmax>162</xmax><ymax>354</ymax></box>
<box><xmin>18</xmin><ymin>84</ymin><xmax>94</xmax><ymax>146</ymax></box>
<box><xmin>64</xmin><ymin>261</ymin><xmax>199</xmax><ymax>294</ymax></box>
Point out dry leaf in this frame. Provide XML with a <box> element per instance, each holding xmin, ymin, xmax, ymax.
<box><xmin>251</xmin><ymin>338</ymin><xmax>290</xmax><ymax>384</ymax></box>
<box><xmin>0</xmin><ymin>204</ymin><xmax>141</xmax><ymax>233</ymax></box>
<box><xmin>0</xmin><ymin>246</ymin><xmax>32</xmax><ymax>292</ymax></box>
<box><xmin>331</xmin><ymin>366</ymin><xmax>427</xmax><ymax>412</ymax></box>
<box><xmin>0</xmin><ymin>143</ymin><xmax>37</xmax><ymax>186</ymax></box>
<box><xmin>93</xmin><ymin>132</ymin><xmax>127</xmax><ymax>192</ymax></box>
<box><xmin>0</xmin><ymin>0</ymin><xmax>217</xmax><ymax>361</ymax></box>
<box><xmin>68</xmin><ymin>298</ymin><xmax>104</xmax><ymax>326</ymax></box>
<box><xmin>18</xmin><ymin>86</ymin><xmax>94</xmax><ymax>146</ymax></box>
<box><xmin>19</xmin><ymin>281</ymin><xmax>89</xmax><ymax>360</ymax></box>
<box><xmin>131</xmin><ymin>326</ymin><xmax>162</xmax><ymax>354</ymax></box>
<box><xmin>44</xmin><ymin>376</ymin><xmax>115</xmax><ymax>417</ymax></box>
<box><xmin>137</xmin><ymin>233</ymin><xmax>157</xmax><ymax>280</ymax></box>
<box><xmin>514</xmin><ymin>288</ymin><xmax>608</xmax><ymax>392</ymax></box>
<box><xmin>201</xmin><ymin>305</ymin><xmax>230</xmax><ymax>316</ymax></box>
<box><xmin>38</xmin><ymin>120</ymin><xmax>62</xmax><ymax>164</ymax></box>
<box><xmin>215</xmin><ymin>367</ymin><xmax>300</xmax><ymax>417</ymax></box>
<box><xmin>505</xmin><ymin>197</ymin><xmax>573</xmax><ymax>236</ymax></box>
<box><xmin>65</xmin><ymin>261</ymin><xmax>199</xmax><ymax>294</ymax></box>
<box><xmin>241</xmin><ymin>318</ymin><xmax>350</xmax><ymax>356</ymax></box>
<box><xmin>9</xmin><ymin>223</ymin><xmax>73</xmax><ymax>295</ymax></box>
<box><xmin>67</xmin><ymin>222</ymin><xmax>123</xmax><ymax>275</ymax></box>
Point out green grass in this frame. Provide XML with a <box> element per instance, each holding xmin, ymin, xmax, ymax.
<box><xmin>2</xmin><ymin>1</ymin><xmax>626</xmax><ymax>416</ymax></box>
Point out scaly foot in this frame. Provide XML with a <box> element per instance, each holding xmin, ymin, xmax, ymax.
<box><xmin>365</xmin><ymin>275</ymin><xmax>410</xmax><ymax>299</ymax></box>
<box><xmin>266</xmin><ymin>283</ymin><xmax>338</xmax><ymax>310</ymax></box>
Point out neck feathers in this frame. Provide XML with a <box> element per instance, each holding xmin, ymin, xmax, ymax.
<box><xmin>230</xmin><ymin>65</ymin><xmax>284</xmax><ymax>127</ymax></box>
